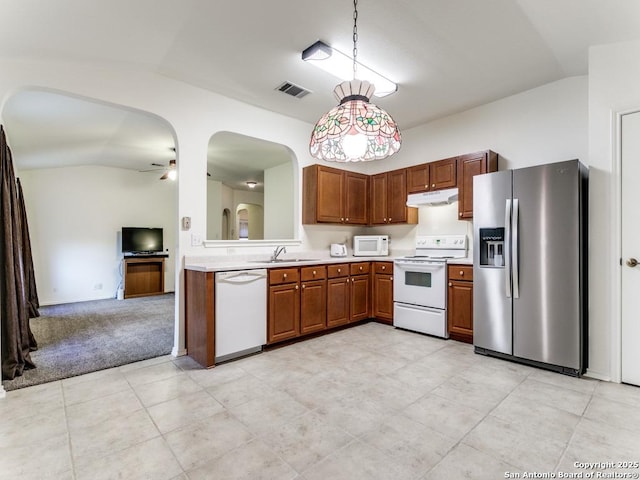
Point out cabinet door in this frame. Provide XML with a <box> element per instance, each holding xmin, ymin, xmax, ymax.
<box><xmin>387</xmin><ymin>168</ymin><xmax>408</xmax><ymax>224</ymax></box>
<box><xmin>407</xmin><ymin>164</ymin><xmax>430</xmax><ymax>194</ymax></box>
<box><xmin>457</xmin><ymin>151</ymin><xmax>497</xmax><ymax>219</ymax></box>
<box><xmin>316</xmin><ymin>166</ymin><xmax>345</xmax><ymax>223</ymax></box>
<box><xmin>327</xmin><ymin>277</ymin><xmax>350</xmax><ymax>328</ymax></box>
<box><xmin>268</xmin><ymin>283</ymin><xmax>300</xmax><ymax>344</ymax></box>
<box><xmin>344</xmin><ymin>171</ymin><xmax>369</xmax><ymax>224</ymax></box>
<box><xmin>447</xmin><ymin>279</ymin><xmax>473</xmax><ymax>344</ymax></box>
<box><xmin>370</xmin><ymin>173</ymin><xmax>388</xmax><ymax>225</ymax></box>
<box><xmin>429</xmin><ymin>157</ymin><xmax>457</xmax><ymax>190</ymax></box>
<box><xmin>300</xmin><ymin>279</ymin><xmax>327</xmax><ymax>335</ymax></box>
<box><xmin>350</xmin><ymin>274</ymin><xmax>371</xmax><ymax>322</ymax></box>
<box><xmin>373</xmin><ymin>273</ymin><xmax>393</xmax><ymax>324</ymax></box>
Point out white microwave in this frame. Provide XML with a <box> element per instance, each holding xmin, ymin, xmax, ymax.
<box><xmin>353</xmin><ymin>235</ymin><xmax>389</xmax><ymax>257</ymax></box>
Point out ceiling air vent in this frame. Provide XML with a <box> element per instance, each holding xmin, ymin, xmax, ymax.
<box><xmin>276</xmin><ymin>81</ymin><xmax>311</xmax><ymax>99</ymax></box>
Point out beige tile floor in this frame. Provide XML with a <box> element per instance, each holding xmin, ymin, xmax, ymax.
<box><xmin>2</xmin><ymin>322</ymin><xmax>640</xmax><ymax>480</ymax></box>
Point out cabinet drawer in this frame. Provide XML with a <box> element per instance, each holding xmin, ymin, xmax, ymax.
<box><xmin>350</xmin><ymin>262</ymin><xmax>370</xmax><ymax>275</ymax></box>
<box><xmin>327</xmin><ymin>264</ymin><xmax>349</xmax><ymax>278</ymax></box>
<box><xmin>269</xmin><ymin>268</ymin><xmax>299</xmax><ymax>285</ymax></box>
<box><xmin>448</xmin><ymin>265</ymin><xmax>473</xmax><ymax>281</ymax></box>
<box><xmin>301</xmin><ymin>265</ymin><xmax>327</xmax><ymax>281</ymax></box>
<box><xmin>374</xmin><ymin>262</ymin><xmax>393</xmax><ymax>274</ymax></box>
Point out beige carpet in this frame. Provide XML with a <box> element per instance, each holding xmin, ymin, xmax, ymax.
<box><xmin>2</xmin><ymin>293</ymin><xmax>174</xmax><ymax>391</ymax></box>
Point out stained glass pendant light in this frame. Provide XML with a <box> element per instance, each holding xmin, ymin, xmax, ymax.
<box><xmin>309</xmin><ymin>0</ymin><xmax>401</xmax><ymax>162</ymax></box>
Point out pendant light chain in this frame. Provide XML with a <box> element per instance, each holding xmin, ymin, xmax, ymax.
<box><xmin>352</xmin><ymin>0</ymin><xmax>358</xmax><ymax>78</ymax></box>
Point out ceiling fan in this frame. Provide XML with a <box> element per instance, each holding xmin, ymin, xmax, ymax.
<box><xmin>139</xmin><ymin>159</ymin><xmax>176</xmax><ymax>180</ymax></box>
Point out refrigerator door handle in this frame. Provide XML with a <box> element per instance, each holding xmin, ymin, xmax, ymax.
<box><xmin>512</xmin><ymin>198</ymin><xmax>520</xmax><ymax>299</ymax></box>
<box><xmin>505</xmin><ymin>199</ymin><xmax>512</xmax><ymax>298</ymax></box>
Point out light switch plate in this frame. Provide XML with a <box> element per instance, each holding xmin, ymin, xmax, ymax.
<box><xmin>182</xmin><ymin>216</ymin><xmax>191</xmax><ymax>230</ymax></box>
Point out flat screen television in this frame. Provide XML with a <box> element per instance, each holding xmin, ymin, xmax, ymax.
<box><xmin>122</xmin><ymin>227</ymin><xmax>163</xmax><ymax>254</ymax></box>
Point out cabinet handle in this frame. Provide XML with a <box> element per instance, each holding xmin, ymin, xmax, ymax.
<box><xmin>351</xmin><ymin>278</ymin><xmax>354</xmax><ymax>283</ymax></box>
<box><xmin>391</xmin><ymin>276</ymin><xmax>393</xmax><ymax>281</ymax></box>
<box><xmin>389</xmin><ymin>218</ymin><xmax>392</xmax><ymax>222</ymax></box>
<box><xmin>381</xmin><ymin>266</ymin><xmax>386</xmax><ymax>270</ymax></box>
<box><xmin>383</xmin><ymin>218</ymin><xmax>387</xmax><ymax>222</ymax></box>
<box><xmin>341</xmin><ymin>217</ymin><xmax>344</xmax><ymax>222</ymax></box>
<box><xmin>448</xmin><ymin>282</ymin><xmax>452</xmax><ymax>287</ymax></box>
<box><xmin>346</xmin><ymin>218</ymin><xmax>349</xmax><ymax>222</ymax></box>
<box><xmin>302</xmin><ymin>284</ymin><xmax>305</xmax><ymax>289</ymax></box>
<box><xmin>359</xmin><ymin>266</ymin><xmax>363</xmax><ymax>271</ymax></box>
<box><xmin>337</xmin><ymin>268</ymin><xmax>341</xmax><ymax>273</ymax></box>
<box><xmin>460</xmin><ymin>270</ymin><xmax>464</xmax><ymax>276</ymax></box>
<box><xmin>312</xmin><ymin>270</ymin><xmax>316</xmax><ymax>276</ymax></box>
<box><xmin>425</xmin><ymin>184</ymin><xmax>428</xmax><ymax>189</ymax></box>
<box><xmin>432</xmin><ymin>183</ymin><xmax>436</xmax><ymax>188</ymax></box>
<box><xmin>459</xmin><ymin>212</ymin><xmax>463</xmax><ymax>217</ymax></box>
<box><xmin>283</xmin><ymin>273</ymin><xmax>287</xmax><ymax>279</ymax></box>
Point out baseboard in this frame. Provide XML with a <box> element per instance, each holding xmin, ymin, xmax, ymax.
<box><xmin>0</xmin><ymin>385</ymin><xmax>6</xmax><ymax>399</ymax></box>
<box><xmin>584</xmin><ymin>369</ymin><xmax>611</xmax><ymax>382</ymax></box>
<box><xmin>171</xmin><ymin>347</ymin><xmax>187</xmax><ymax>357</ymax></box>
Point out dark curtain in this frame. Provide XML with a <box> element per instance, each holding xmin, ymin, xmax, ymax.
<box><xmin>1</xmin><ymin>125</ymin><xmax>38</xmax><ymax>380</ymax></box>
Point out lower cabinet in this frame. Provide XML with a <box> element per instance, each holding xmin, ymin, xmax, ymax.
<box><xmin>447</xmin><ymin>264</ymin><xmax>473</xmax><ymax>343</ymax></box>
<box><xmin>350</xmin><ymin>262</ymin><xmax>371</xmax><ymax>322</ymax></box>
<box><xmin>327</xmin><ymin>264</ymin><xmax>350</xmax><ymax>328</ymax></box>
<box><xmin>300</xmin><ymin>266</ymin><xmax>327</xmax><ymax>335</ymax></box>
<box><xmin>268</xmin><ymin>268</ymin><xmax>300</xmax><ymax>344</ymax></box>
<box><xmin>372</xmin><ymin>262</ymin><xmax>394</xmax><ymax>324</ymax></box>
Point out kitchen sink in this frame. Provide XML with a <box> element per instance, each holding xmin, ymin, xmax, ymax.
<box><xmin>247</xmin><ymin>258</ymin><xmax>321</xmax><ymax>264</ymax></box>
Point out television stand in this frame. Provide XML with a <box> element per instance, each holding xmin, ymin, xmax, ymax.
<box><xmin>123</xmin><ymin>256</ymin><xmax>165</xmax><ymax>298</ymax></box>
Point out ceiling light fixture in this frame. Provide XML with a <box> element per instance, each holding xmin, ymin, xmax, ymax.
<box><xmin>160</xmin><ymin>159</ymin><xmax>176</xmax><ymax>181</ymax></box>
<box><xmin>302</xmin><ymin>41</ymin><xmax>397</xmax><ymax>98</ymax></box>
<box><xmin>308</xmin><ymin>0</ymin><xmax>401</xmax><ymax>162</ymax></box>
<box><xmin>246</xmin><ymin>181</ymin><xmax>257</xmax><ymax>189</ymax></box>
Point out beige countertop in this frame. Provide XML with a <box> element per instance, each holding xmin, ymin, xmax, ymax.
<box><xmin>447</xmin><ymin>257</ymin><xmax>473</xmax><ymax>265</ymax></box>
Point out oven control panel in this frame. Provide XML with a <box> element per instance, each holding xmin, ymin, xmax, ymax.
<box><xmin>415</xmin><ymin>235</ymin><xmax>467</xmax><ymax>249</ymax></box>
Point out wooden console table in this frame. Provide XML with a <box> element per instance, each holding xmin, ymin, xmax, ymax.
<box><xmin>123</xmin><ymin>256</ymin><xmax>166</xmax><ymax>299</ymax></box>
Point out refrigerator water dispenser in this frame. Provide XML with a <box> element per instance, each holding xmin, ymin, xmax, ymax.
<box><xmin>479</xmin><ymin>228</ymin><xmax>505</xmax><ymax>267</ymax></box>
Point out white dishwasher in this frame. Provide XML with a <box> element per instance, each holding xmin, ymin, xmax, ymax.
<box><xmin>214</xmin><ymin>269</ymin><xmax>267</xmax><ymax>362</ymax></box>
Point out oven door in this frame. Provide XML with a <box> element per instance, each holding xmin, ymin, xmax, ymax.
<box><xmin>393</xmin><ymin>259</ymin><xmax>446</xmax><ymax>309</ymax></box>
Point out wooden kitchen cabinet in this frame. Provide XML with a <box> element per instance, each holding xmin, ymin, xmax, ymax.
<box><xmin>268</xmin><ymin>268</ymin><xmax>300</xmax><ymax>344</ymax></box>
<box><xmin>406</xmin><ymin>163</ymin><xmax>430</xmax><ymax>194</ymax></box>
<box><xmin>370</xmin><ymin>168</ymin><xmax>417</xmax><ymax>225</ymax></box>
<box><xmin>406</xmin><ymin>157</ymin><xmax>457</xmax><ymax>194</ymax></box>
<box><xmin>302</xmin><ymin>165</ymin><xmax>369</xmax><ymax>225</ymax></box>
<box><xmin>430</xmin><ymin>157</ymin><xmax>458</xmax><ymax>190</ymax></box>
<box><xmin>327</xmin><ymin>264</ymin><xmax>350</xmax><ymax>328</ymax></box>
<box><xmin>300</xmin><ymin>266</ymin><xmax>327</xmax><ymax>335</ymax></box>
<box><xmin>372</xmin><ymin>262</ymin><xmax>394</xmax><ymax>324</ymax></box>
<box><xmin>447</xmin><ymin>264</ymin><xmax>474</xmax><ymax>344</ymax></box>
<box><xmin>457</xmin><ymin>150</ymin><xmax>498</xmax><ymax>219</ymax></box>
<box><xmin>349</xmin><ymin>262</ymin><xmax>371</xmax><ymax>322</ymax></box>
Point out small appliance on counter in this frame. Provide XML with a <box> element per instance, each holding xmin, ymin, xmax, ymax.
<box><xmin>353</xmin><ymin>235</ymin><xmax>389</xmax><ymax>256</ymax></box>
<box><xmin>330</xmin><ymin>243</ymin><xmax>348</xmax><ymax>257</ymax></box>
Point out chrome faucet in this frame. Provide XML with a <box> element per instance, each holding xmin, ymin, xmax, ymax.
<box><xmin>271</xmin><ymin>245</ymin><xmax>286</xmax><ymax>262</ymax></box>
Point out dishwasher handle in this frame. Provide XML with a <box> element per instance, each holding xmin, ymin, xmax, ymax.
<box><xmin>216</xmin><ymin>269</ymin><xmax>267</xmax><ymax>284</ymax></box>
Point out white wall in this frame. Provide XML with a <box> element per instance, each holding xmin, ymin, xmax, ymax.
<box><xmin>588</xmin><ymin>39</ymin><xmax>640</xmax><ymax>381</ymax></box>
<box><xmin>18</xmin><ymin>165</ymin><xmax>177</xmax><ymax>305</ymax></box>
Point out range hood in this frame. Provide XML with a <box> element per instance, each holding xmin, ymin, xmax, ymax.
<box><xmin>406</xmin><ymin>187</ymin><xmax>459</xmax><ymax>207</ymax></box>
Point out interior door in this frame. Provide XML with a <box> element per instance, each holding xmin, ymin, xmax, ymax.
<box><xmin>621</xmin><ymin>110</ymin><xmax>640</xmax><ymax>386</ymax></box>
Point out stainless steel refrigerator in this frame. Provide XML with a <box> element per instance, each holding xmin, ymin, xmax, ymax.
<box><xmin>473</xmin><ymin>159</ymin><xmax>588</xmax><ymax>376</ymax></box>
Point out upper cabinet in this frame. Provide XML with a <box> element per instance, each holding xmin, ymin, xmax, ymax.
<box><xmin>457</xmin><ymin>150</ymin><xmax>498</xmax><ymax>219</ymax></box>
<box><xmin>407</xmin><ymin>157</ymin><xmax>457</xmax><ymax>193</ymax></box>
<box><xmin>303</xmin><ymin>165</ymin><xmax>369</xmax><ymax>225</ymax></box>
<box><xmin>303</xmin><ymin>150</ymin><xmax>498</xmax><ymax>225</ymax></box>
<box><xmin>371</xmin><ymin>168</ymin><xmax>417</xmax><ymax>225</ymax></box>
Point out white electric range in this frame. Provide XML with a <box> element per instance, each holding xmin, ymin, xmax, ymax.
<box><xmin>393</xmin><ymin>235</ymin><xmax>468</xmax><ymax>337</ymax></box>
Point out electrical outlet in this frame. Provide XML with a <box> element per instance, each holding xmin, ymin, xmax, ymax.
<box><xmin>191</xmin><ymin>233</ymin><xmax>203</xmax><ymax>246</ymax></box>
